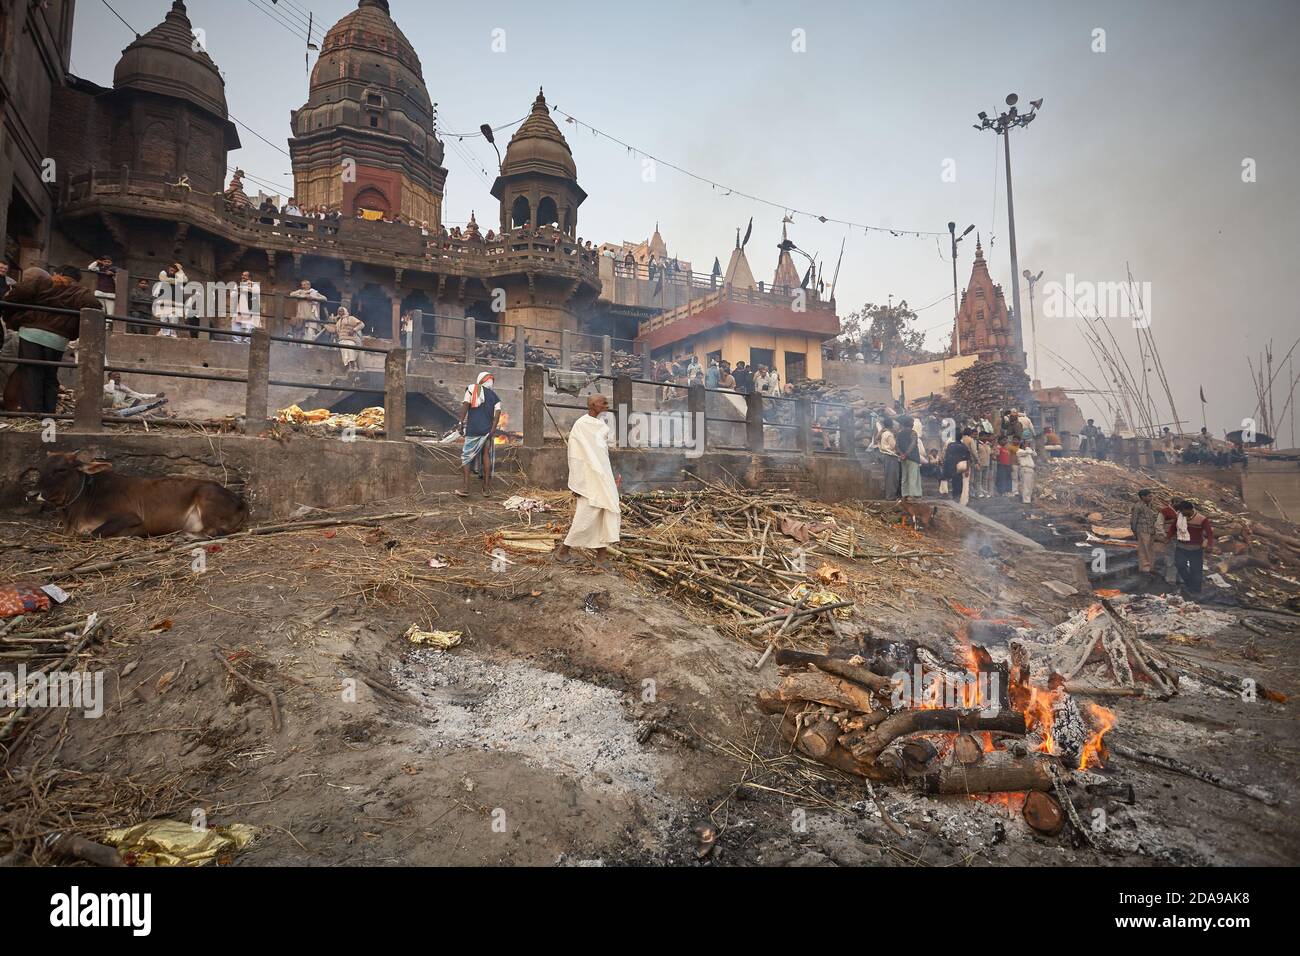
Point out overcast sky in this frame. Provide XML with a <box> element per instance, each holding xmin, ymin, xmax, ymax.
<box><xmin>72</xmin><ymin>0</ymin><xmax>1300</xmax><ymax>438</ymax></box>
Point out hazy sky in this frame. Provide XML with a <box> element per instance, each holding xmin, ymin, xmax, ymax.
<box><xmin>72</xmin><ymin>0</ymin><xmax>1300</xmax><ymax>438</ymax></box>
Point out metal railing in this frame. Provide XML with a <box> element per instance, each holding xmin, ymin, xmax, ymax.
<box><xmin>520</xmin><ymin>365</ymin><xmax>856</xmax><ymax>459</ymax></box>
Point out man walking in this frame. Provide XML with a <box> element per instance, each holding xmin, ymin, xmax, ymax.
<box><xmin>1171</xmin><ymin>500</ymin><xmax>1214</xmax><ymax>594</ymax></box>
<box><xmin>456</xmin><ymin>371</ymin><xmax>502</xmax><ymax>498</ymax></box>
<box><xmin>555</xmin><ymin>393</ymin><xmax>621</xmax><ymax>568</ymax></box>
<box><xmin>1130</xmin><ymin>489</ymin><xmax>1161</xmax><ymax>576</ymax></box>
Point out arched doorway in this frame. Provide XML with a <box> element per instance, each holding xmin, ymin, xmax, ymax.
<box><xmin>536</xmin><ymin>196</ymin><xmax>558</xmax><ymax>228</ymax></box>
<box><xmin>354</xmin><ymin>186</ymin><xmax>391</xmax><ymax>218</ymax></box>
<box><xmin>510</xmin><ymin>196</ymin><xmax>531</xmax><ymax>228</ymax></box>
<box><xmin>401</xmin><ymin>289</ymin><xmax>435</xmax><ymax>354</ymax></box>
<box><xmin>353</xmin><ymin>284</ymin><xmax>392</xmax><ymax>338</ymax></box>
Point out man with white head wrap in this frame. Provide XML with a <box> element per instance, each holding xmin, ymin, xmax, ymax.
<box><xmin>457</xmin><ymin>371</ymin><xmax>501</xmax><ymax>497</ymax></box>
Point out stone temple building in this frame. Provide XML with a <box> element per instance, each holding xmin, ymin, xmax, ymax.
<box><xmin>15</xmin><ymin>0</ymin><xmax>836</xmax><ymax>383</ymax></box>
<box><xmin>289</xmin><ymin>0</ymin><xmax>446</xmax><ymax>226</ymax></box>
<box><xmin>41</xmin><ymin>0</ymin><xmax>600</xmax><ymax>351</ymax></box>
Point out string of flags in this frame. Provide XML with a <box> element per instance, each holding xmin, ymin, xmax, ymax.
<box><xmin>549</xmin><ymin>104</ymin><xmax>949</xmax><ymax>239</ymax></box>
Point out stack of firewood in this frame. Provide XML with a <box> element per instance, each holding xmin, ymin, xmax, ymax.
<box><xmin>950</xmin><ymin>359</ymin><xmax>1032</xmax><ymax>420</ymax></box>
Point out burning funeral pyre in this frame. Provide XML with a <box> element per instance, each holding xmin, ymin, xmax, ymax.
<box><xmin>755</xmin><ymin>605</ymin><xmax>1161</xmax><ymax>839</ymax></box>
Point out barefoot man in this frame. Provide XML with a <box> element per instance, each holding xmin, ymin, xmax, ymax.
<box><xmin>457</xmin><ymin>372</ymin><xmax>501</xmax><ymax>497</ymax></box>
<box><xmin>555</xmin><ymin>394</ymin><xmax>621</xmax><ymax>567</ymax></box>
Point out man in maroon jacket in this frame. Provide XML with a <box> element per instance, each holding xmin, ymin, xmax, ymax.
<box><xmin>1170</xmin><ymin>500</ymin><xmax>1215</xmax><ymax>594</ymax></box>
<box><xmin>2</xmin><ymin>266</ymin><xmax>102</xmax><ymax>413</ymax></box>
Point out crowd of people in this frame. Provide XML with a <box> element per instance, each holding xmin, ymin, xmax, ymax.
<box><xmin>222</xmin><ymin>173</ymin><xmax>601</xmax><ymax>268</ymax></box>
<box><xmin>875</xmin><ymin>406</ymin><xmax>1044</xmax><ymax>506</ymax></box>
<box><xmin>649</xmin><ymin>355</ymin><xmax>792</xmax><ymax>400</ymax></box>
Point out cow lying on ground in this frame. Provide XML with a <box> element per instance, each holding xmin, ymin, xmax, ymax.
<box><xmin>35</xmin><ymin>451</ymin><xmax>248</xmax><ymax>538</ymax></box>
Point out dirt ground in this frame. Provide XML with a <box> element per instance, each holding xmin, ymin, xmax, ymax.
<box><xmin>1</xmin><ymin>469</ymin><xmax>1297</xmax><ymax>867</ymax></box>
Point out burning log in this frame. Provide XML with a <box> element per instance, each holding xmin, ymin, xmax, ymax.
<box><xmin>841</xmin><ymin>708</ymin><xmax>1027</xmax><ymax>763</ymax></box>
<box><xmin>953</xmin><ymin>733</ymin><xmax>985</xmax><ymax>766</ymax></box>
<box><xmin>900</xmin><ymin>739</ymin><xmax>939</xmax><ymax>772</ymax></box>
<box><xmin>920</xmin><ymin>751</ymin><xmax>1056</xmax><ymax>794</ymax></box>
<box><xmin>1022</xmin><ymin>791</ymin><xmax>1065</xmax><ymax>835</ymax></box>
<box><xmin>1049</xmin><ymin>689</ymin><xmax>1090</xmax><ymax>767</ymax></box>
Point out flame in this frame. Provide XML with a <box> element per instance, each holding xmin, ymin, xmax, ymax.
<box><xmin>981</xmin><ymin>732</ymin><xmax>996</xmax><ymax>753</ymax></box>
<box><xmin>1023</xmin><ymin>685</ymin><xmax>1060</xmax><ymax>754</ymax></box>
<box><xmin>1077</xmin><ymin>703</ymin><xmax>1117</xmax><ymax>770</ymax></box>
<box><xmin>494</xmin><ymin>411</ymin><xmax>510</xmax><ymax>445</ymax></box>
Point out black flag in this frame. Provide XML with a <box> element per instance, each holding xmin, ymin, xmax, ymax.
<box><xmin>741</xmin><ymin>217</ymin><xmax>753</xmax><ymax>248</ymax></box>
<box><xmin>801</xmin><ymin>264</ymin><xmax>813</xmax><ymax>288</ymax></box>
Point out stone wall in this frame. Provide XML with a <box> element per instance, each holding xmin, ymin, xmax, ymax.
<box><xmin>0</xmin><ymin>430</ymin><xmax>434</xmax><ymax>520</ymax></box>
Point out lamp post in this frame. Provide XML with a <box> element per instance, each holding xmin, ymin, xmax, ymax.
<box><xmin>1022</xmin><ymin>268</ymin><xmax>1044</xmax><ymax>385</ymax></box>
<box><xmin>975</xmin><ymin>94</ymin><xmax>1042</xmax><ymax>368</ymax></box>
<box><xmin>948</xmin><ymin>221</ymin><xmax>974</xmax><ymax>355</ymax></box>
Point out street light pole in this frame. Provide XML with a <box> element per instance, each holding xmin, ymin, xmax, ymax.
<box><xmin>1023</xmin><ymin>268</ymin><xmax>1044</xmax><ymax>385</ymax></box>
<box><xmin>948</xmin><ymin>221</ymin><xmax>974</xmax><ymax>355</ymax></box>
<box><xmin>975</xmin><ymin>94</ymin><xmax>1042</xmax><ymax>369</ymax></box>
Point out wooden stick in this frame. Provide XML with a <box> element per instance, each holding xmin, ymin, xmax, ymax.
<box><xmin>212</xmin><ymin>648</ymin><xmax>282</xmax><ymax>733</ymax></box>
<box><xmin>755</xmin><ymin>597</ymin><xmax>807</xmax><ymax>670</ymax></box>
<box><xmin>1108</xmin><ymin>740</ymin><xmax>1276</xmax><ymax>805</ymax></box>
<box><xmin>772</xmin><ymin>649</ymin><xmax>893</xmax><ymax>694</ymax></box>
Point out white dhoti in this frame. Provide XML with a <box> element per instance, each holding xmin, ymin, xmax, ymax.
<box><xmin>564</xmin><ymin>496</ymin><xmax>620</xmax><ymax>548</ymax></box>
<box><xmin>564</xmin><ymin>413</ymin><xmax>621</xmax><ymax>550</ymax></box>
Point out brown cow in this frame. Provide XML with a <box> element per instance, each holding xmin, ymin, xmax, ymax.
<box><xmin>36</xmin><ymin>451</ymin><xmax>248</xmax><ymax>538</ymax></box>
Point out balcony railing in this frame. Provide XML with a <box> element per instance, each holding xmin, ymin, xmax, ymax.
<box><xmin>62</xmin><ymin>170</ymin><xmax>601</xmax><ymax>281</ymax></box>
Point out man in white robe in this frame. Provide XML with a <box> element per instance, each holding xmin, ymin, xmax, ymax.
<box><xmin>555</xmin><ymin>394</ymin><xmax>620</xmax><ymax>566</ymax></box>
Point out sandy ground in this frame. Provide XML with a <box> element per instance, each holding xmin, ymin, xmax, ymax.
<box><xmin>1</xmin><ymin>473</ymin><xmax>1297</xmax><ymax>867</ymax></box>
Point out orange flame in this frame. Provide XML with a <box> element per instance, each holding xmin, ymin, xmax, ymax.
<box><xmin>1023</xmin><ymin>686</ymin><xmax>1060</xmax><ymax>754</ymax></box>
<box><xmin>494</xmin><ymin>411</ymin><xmax>510</xmax><ymax>445</ymax></box>
<box><xmin>1077</xmin><ymin>703</ymin><xmax>1117</xmax><ymax>770</ymax></box>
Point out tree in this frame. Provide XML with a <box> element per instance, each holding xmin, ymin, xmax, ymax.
<box><xmin>838</xmin><ymin>301</ymin><xmax>933</xmax><ymax>364</ymax></box>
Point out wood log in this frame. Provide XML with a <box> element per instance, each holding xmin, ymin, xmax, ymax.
<box><xmin>900</xmin><ymin>739</ymin><xmax>939</xmax><ymax>772</ymax></box>
<box><xmin>953</xmin><ymin>733</ymin><xmax>984</xmax><ymax>766</ymax></box>
<box><xmin>841</xmin><ymin>708</ymin><xmax>1026</xmax><ymax>762</ymax></box>
<box><xmin>49</xmin><ymin>833</ymin><xmax>124</xmax><ymax>867</ymax></box>
<box><xmin>1050</xmin><ymin>691</ymin><xmax>1090</xmax><ymax>766</ymax></box>
<box><xmin>773</xmin><ymin>649</ymin><xmax>894</xmax><ymax>693</ymax></box>
<box><xmin>757</xmin><ymin>669</ymin><xmax>877</xmax><ymax>714</ymax></box>
<box><xmin>1023</xmin><ymin>791</ymin><xmax>1065</xmax><ymax>835</ymax></box>
<box><xmin>776</xmin><ymin>713</ymin><xmax>891</xmax><ymax>781</ymax></box>
<box><xmin>920</xmin><ymin>751</ymin><xmax>1056</xmax><ymax>794</ymax></box>
<box><xmin>798</xmin><ymin>719</ymin><xmax>842</xmax><ymax>759</ymax></box>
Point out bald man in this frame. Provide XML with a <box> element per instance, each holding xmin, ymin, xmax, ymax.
<box><xmin>555</xmin><ymin>394</ymin><xmax>621</xmax><ymax>567</ymax></box>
